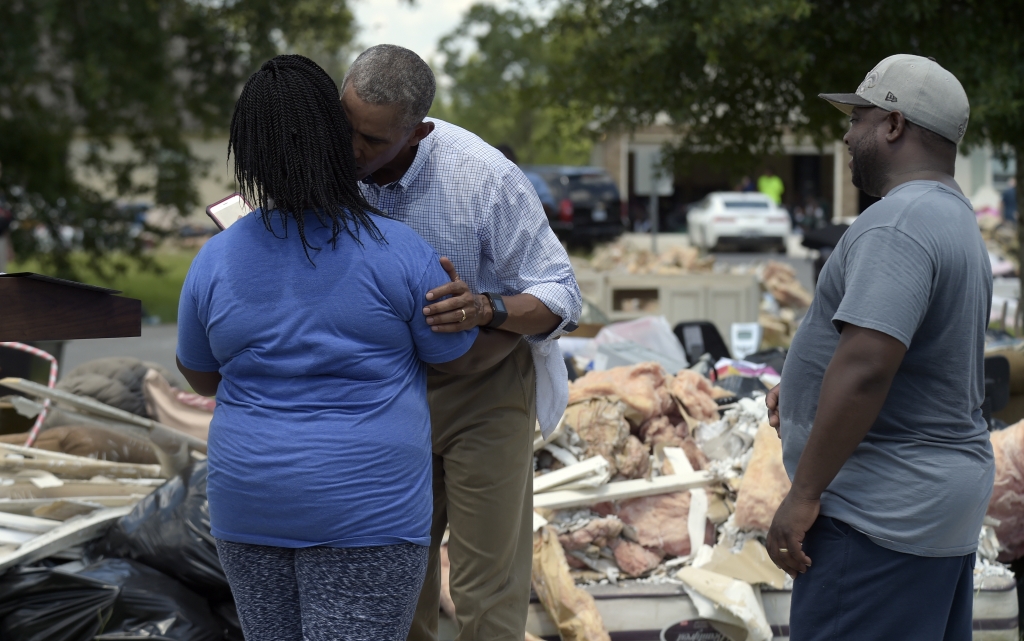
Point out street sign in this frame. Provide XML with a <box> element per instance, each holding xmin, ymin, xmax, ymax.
<box><xmin>633</xmin><ymin>146</ymin><xmax>674</xmax><ymax>197</ymax></box>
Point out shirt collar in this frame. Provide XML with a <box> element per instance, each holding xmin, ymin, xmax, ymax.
<box><xmin>885</xmin><ymin>180</ymin><xmax>973</xmax><ymax>209</ymax></box>
<box><xmin>397</xmin><ymin>129</ymin><xmax>435</xmax><ymax>190</ymax></box>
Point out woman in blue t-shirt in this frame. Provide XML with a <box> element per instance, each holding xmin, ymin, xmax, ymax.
<box><xmin>175</xmin><ymin>55</ymin><xmax>520</xmax><ymax>641</ymax></box>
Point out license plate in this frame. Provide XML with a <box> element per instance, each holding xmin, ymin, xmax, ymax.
<box><xmin>741</xmin><ymin>228</ymin><xmax>761</xmax><ymax>237</ymax></box>
<box><xmin>592</xmin><ymin>207</ymin><xmax>608</xmax><ymax>222</ymax></box>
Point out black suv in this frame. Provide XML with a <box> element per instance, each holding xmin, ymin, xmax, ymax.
<box><xmin>522</xmin><ymin>166</ymin><xmax>625</xmax><ymax>243</ymax></box>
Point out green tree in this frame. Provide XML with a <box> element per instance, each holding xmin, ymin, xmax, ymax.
<box><xmin>483</xmin><ymin>1</ymin><xmax>1012</xmax><ymax>177</ymax></box>
<box><xmin>546</xmin><ymin>0</ymin><xmax>1024</xmax><ymax>253</ymax></box>
<box><xmin>0</xmin><ymin>0</ymin><xmax>355</xmax><ymax>280</ymax></box>
<box><xmin>433</xmin><ymin>3</ymin><xmax>593</xmax><ymax>166</ymax></box>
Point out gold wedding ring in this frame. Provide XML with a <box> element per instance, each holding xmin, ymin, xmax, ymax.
<box><xmin>779</xmin><ymin>548</ymin><xmax>788</xmax><ymax>553</ymax></box>
<box><xmin>460</xmin><ymin>308</ymin><xmax>467</xmax><ymax>322</ymax></box>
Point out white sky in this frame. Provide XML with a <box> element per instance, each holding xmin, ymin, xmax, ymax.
<box><xmin>349</xmin><ymin>0</ymin><xmax>543</xmax><ymax>67</ymax></box>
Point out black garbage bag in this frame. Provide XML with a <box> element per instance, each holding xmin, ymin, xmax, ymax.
<box><xmin>90</xmin><ymin>460</ymin><xmax>229</xmax><ymax>599</ymax></box>
<box><xmin>715</xmin><ymin>375</ymin><xmax>770</xmax><ymax>400</ymax></box>
<box><xmin>0</xmin><ymin>559</ymin><xmax>222</xmax><ymax>641</ymax></box>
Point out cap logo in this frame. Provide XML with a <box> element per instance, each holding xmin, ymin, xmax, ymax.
<box><xmin>857</xmin><ymin>70</ymin><xmax>879</xmax><ymax>95</ymax></box>
<box><xmin>885</xmin><ymin>92</ymin><xmax>898</xmax><ymax>103</ymax></box>
<box><xmin>958</xmin><ymin>121</ymin><xmax>967</xmax><ymax>137</ymax></box>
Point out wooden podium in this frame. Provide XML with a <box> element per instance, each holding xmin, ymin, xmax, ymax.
<box><xmin>0</xmin><ymin>273</ymin><xmax>142</xmax><ymax>342</ymax></box>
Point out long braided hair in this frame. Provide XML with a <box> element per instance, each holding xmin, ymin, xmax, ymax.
<box><xmin>229</xmin><ymin>55</ymin><xmax>383</xmax><ymax>261</ymax></box>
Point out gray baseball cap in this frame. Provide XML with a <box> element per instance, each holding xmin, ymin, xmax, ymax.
<box><xmin>819</xmin><ymin>54</ymin><xmax>970</xmax><ymax>144</ymax></box>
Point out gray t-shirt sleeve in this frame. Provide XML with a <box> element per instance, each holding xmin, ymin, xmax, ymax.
<box><xmin>832</xmin><ymin>227</ymin><xmax>934</xmax><ymax>348</ymax></box>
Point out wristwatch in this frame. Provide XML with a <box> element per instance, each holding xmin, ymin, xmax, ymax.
<box><xmin>484</xmin><ymin>292</ymin><xmax>508</xmax><ymax>328</ymax></box>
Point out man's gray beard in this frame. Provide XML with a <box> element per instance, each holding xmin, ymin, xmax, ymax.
<box><xmin>850</xmin><ymin>136</ymin><xmax>888</xmax><ymax>198</ymax></box>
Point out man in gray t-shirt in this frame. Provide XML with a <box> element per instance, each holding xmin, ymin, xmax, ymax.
<box><xmin>781</xmin><ymin>178</ymin><xmax>993</xmax><ymax>556</ymax></box>
<box><xmin>765</xmin><ymin>56</ymin><xmax>992</xmax><ymax>640</ymax></box>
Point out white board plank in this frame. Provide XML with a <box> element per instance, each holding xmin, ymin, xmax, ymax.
<box><xmin>532</xmin><ymin>471</ymin><xmax>716</xmax><ymax>510</ymax></box>
<box><xmin>534</xmin><ymin>456</ymin><xmax>610</xmax><ymax>494</ymax></box>
<box><xmin>0</xmin><ymin>506</ymin><xmax>132</xmax><ymax>573</ymax></box>
<box><xmin>0</xmin><ymin>511</ymin><xmax>61</xmax><ymax>533</ymax></box>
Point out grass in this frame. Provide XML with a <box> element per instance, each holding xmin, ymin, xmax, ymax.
<box><xmin>9</xmin><ymin>249</ymin><xmax>199</xmax><ymax>324</ymax></box>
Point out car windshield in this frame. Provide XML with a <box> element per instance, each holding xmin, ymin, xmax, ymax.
<box><xmin>723</xmin><ymin>201</ymin><xmax>771</xmax><ymax>209</ymax></box>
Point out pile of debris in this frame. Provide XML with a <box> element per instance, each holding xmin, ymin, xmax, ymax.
<box><xmin>979</xmin><ymin>217</ymin><xmax>1018</xmax><ymax>277</ymax></box>
<box><xmin>0</xmin><ymin>358</ymin><xmax>225</xmax><ymax>640</ymax></box>
<box><xmin>578</xmin><ymin>241</ymin><xmax>814</xmax><ymax>348</ymax></box>
<box><xmin>506</xmin><ymin>360</ymin><xmax>1016</xmax><ymax>640</ymax></box>
<box><xmin>586</xmin><ymin>243</ymin><xmax>715</xmax><ymax>275</ymax></box>
<box><xmin>752</xmin><ymin>261</ymin><xmax>812</xmax><ymax>348</ymax></box>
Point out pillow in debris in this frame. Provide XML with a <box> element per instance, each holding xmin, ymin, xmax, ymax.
<box><xmin>563</xmin><ymin>398</ymin><xmax>651</xmax><ymax>479</ymax></box>
<box><xmin>567</xmin><ymin>362</ymin><xmax>674</xmax><ymax>424</ymax></box>
<box><xmin>143</xmin><ymin>369</ymin><xmax>212</xmax><ymax>442</ymax></box>
<box><xmin>988</xmin><ymin>419</ymin><xmax>1024</xmax><ymax>561</ymax></box>
<box><xmin>733</xmin><ymin>422</ymin><xmax>791</xmax><ymax>532</ymax></box>
<box><xmin>89</xmin><ymin>460</ymin><xmax>229</xmax><ymax>599</ymax></box>
<box><xmin>0</xmin><ymin>558</ymin><xmax>221</xmax><ymax>641</ymax></box>
<box><xmin>0</xmin><ymin>425</ymin><xmax>160</xmax><ymax>465</ymax></box>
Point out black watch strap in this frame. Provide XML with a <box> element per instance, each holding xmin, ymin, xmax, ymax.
<box><xmin>484</xmin><ymin>292</ymin><xmax>508</xmax><ymax>328</ymax></box>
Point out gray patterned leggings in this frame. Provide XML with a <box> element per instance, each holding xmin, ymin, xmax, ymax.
<box><xmin>216</xmin><ymin>539</ymin><xmax>428</xmax><ymax>641</ymax></box>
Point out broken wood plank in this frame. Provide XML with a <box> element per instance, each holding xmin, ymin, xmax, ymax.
<box><xmin>532</xmin><ymin>471</ymin><xmax>716</xmax><ymax>510</ymax></box>
<box><xmin>0</xmin><ymin>496</ymin><xmax>141</xmax><ymax>517</ymax></box>
<box><xmin>0</xmin><ymin>528</ymin><xmax>35</xmax><ymax>545</ymax></box>
<box><xmin>0</xmin><ymin>377</ymin><xmax>207</xmax><ymax>450</ymax></box>
<box><xmin>534</xmin><ymin>456</ymin><xmax>610</xmax><ymax>494</ymax></box>
<box><xmin>0</xmin><ymin>511</ymin><xmax>61</xmax><ymax>533</ymax></box>
<box><xmin>6</xmin><ymin>394</ymin><xmax>195</xmax><ymax>476</ymax></box>
<box><xmin>0</xmin><ymin>449</ymin><xmax>163</xmax><ymax>479</ymax></box>
<box><xmin>0</xmin><ymin>442</ymin><xmax>95</xmax><ymax>462</ymax></box>
<box><xmin>0</xmin><ymin>481</ymin><xmax>156</xmax><ymax>501</ymax></box>
<box><xmin>0</xmin><ymin>506</ymin><xmax>132</xmax><ymax>573</ymax></box>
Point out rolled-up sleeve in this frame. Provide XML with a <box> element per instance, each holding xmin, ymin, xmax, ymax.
<box><xmin>481</xmin><ymin>169</ymin><xmax>583</xmax><ymax>341</ymax></box>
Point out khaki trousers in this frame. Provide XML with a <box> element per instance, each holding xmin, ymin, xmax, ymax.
<box><xmin>407</xmin><ymin>341</ymin><xmax>536</xmax><ymax>641</ymax></box>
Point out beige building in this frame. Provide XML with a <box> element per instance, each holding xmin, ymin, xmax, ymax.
<box><xmin>590</xmin><ymin>125</ymin><xmax>1013</xmax><ymax>228</ymax></box>
<box><xmin>71</xmin><ymin>135</ymin><xmax>235</xmax><ymax>227</ymax></box>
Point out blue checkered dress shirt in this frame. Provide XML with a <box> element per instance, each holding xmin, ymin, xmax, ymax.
<box><xmin>358</xmin><ymin>118</ymin><xmax>582</xmax><ymax>341</ymax></box>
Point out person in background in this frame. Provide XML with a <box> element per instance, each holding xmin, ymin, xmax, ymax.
<box><xmin>340</xmin><ymin>44</ymin><xmax>582</xmax><ymax>641</ymax></box>
<box><xmin>1003</xmin><ymin>177</ymin><xmax>1017</xmax><ymax>222</ymax></box>
<box><xmin>736</xmin><ymin>175</ymin><xmax>754</xmax><ymax>192</ymax></box>
<box><xmin>758</xmin><ymin>167</ymin><xmax>785</xmax><ymax>204</ymax></box>
<box><xmin>496</xmin><ymin>143</ymin><xmax>518</xmax><ymax>165</ymax></box>
<box><xmin>766</xmin><ymin>54</ymin><xmax>991</xmax><ymax>640</ymax></box>
<box><xmin>175</xmin><ymin>55</ymin><xmax>520</xmax><ymax>641</ymax></box>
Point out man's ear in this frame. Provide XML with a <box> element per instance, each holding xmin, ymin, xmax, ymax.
<box><xmin>886</xmin><ymin>110</ymin><xmax>907</xmax><ymax>142</ymax></box>
<box><xmin>407</xmin><ymin>121</ymin><xmax>435</xmax><ymax>147</ymax></box>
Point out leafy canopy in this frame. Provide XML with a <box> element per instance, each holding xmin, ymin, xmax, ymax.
<box><xmin>442</xmin><ymin>0</ymin><xmax>1023</xmax><ymax>180</ymax></box>
<box><xmin>432</xmin><ymin>2</ymin><xmax>593</xmax><ymax>166</ymax></box>
<box><xmin>0</xmin><ymin>0</ymin><xmax>356</xmax><ymax>279</ymax></box>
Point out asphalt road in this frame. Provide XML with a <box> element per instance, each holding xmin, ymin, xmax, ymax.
<box><xmin>60</xmin><ymin>324</ymin><xmax>181</xmax><ymax>383</ymax></box>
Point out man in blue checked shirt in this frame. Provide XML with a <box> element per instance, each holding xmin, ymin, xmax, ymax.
<box><xmin>340</xmin><ymin>45</ymin><xmax>582</xmax><ymax>641</ymax></box>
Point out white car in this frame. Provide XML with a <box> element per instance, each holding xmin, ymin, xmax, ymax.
<box><xmin>687</xmin><ymin>192</ymin><xmax>792</xmax><ymax>252</ymax></box>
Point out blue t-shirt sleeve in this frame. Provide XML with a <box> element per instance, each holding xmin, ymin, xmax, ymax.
<box><xmin>176</xmin><ymin>257</ymin><xmax>221</xmax><ymax>372</ymax></box>
<box><xmin>832</xmin><ymin>227</ymin><xmax>934</xmax><ymax>348</ymax></box>
<box><xmin>409</xmin><ymin>257</ymin><xmax>479</xmax><ymax>364</ymax></box>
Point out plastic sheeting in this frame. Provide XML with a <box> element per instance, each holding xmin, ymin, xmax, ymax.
<box><xmin>0</xmin><ymin>559</ymin><xmax>222</xmax><ymax>641</ymax></box>
<box><xmin>90</xmin><ymin>461</ymin><xmax>229</xmax><ymax>599</ymax></box>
